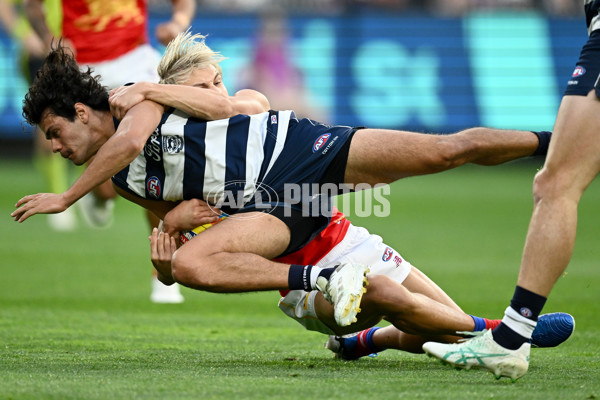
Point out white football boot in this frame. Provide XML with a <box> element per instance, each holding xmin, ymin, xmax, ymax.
<box><xmin>316</xmin><ymin>263</ymin><xmax>369</xmax><ymax>327</ymax></box>
<box><xmin>422</xmin><ymin>329</ymin><xmax>530</xmax><ymax>381</ymax></box>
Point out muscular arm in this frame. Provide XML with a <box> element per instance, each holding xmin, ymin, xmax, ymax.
<box><xmin>12</xmin><ymin>101</ymin><xmax>165</xmax><ymax>222</ymax></box>
<box><xmin>63</xmin><ymin>101</ymin><xmax>165</xmax><ymax>206</ymax></box>
<box><xmin>110</xmin><ymin>83</ymin><xmax>270</xmax><ymax>121</ymax></box>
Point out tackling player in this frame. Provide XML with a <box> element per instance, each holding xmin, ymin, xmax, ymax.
<box><xmin>148</xmin><ymin>199</ymin><xmax>574</xmax><ymax>357</ymax></box>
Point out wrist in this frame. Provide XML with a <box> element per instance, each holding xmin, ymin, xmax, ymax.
<box><xmin>144</xmin><ymin>82</ymin><xmax>163</xmax><ymax>102</ymax></box>
<box><xmin>61</xmin><ymin>190</ymin><xmax>77</xmax><ymax>208</ymax></box>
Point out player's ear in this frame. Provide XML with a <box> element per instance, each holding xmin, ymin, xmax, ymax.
<box><xmin>74</xmin><ymin>103</ymin><xmax>89</xmax><ymax>123</ymax></box>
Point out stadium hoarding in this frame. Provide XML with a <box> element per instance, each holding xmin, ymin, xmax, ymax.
<box><xmin>0</xmin><ymin>12</ymin><xmax>585</xmax><ymax>139</ymax></box>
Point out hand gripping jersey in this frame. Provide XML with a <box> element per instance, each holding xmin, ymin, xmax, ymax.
<box><xmin>112</xmin><ymin>110</ymin><xmax>355</xmax><ymax>214</ymax></box>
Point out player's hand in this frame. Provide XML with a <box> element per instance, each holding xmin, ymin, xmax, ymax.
<box><xmin>163</xmin><ymin>199</ymin><xmax>222</xmax><ymax>236</ymax></box>
<box><xmin>109</xmin><ymin>83</ymin><xmax>149</xmax><ymax>120</ymax></box>
<box><xmin>11</xmin><ymin>193</ymin><xmax>69</xmax><ymax>223</ymax></box>
<box><xmin>155</xmin><ymin>21</ymin><xmax>185</xmax><ymax>46</ymax></box>
<box><xmin>149</xmin><ymin>227</ymin><xmax>176</xmax><ymax>285</ymax></box>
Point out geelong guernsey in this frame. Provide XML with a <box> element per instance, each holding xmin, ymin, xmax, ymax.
<box><xmin>112</xmin><ymin>110</ymin><xmax>294</xmax><ymax>210</ymax></box>
<box><xmin>112</xmin><ymin>107</ymin><xmax>356</xmax><ymax>218</ymax></box>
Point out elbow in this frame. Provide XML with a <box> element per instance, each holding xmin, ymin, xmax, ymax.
<box><xmin>122</xmin><ymin>135</ymin><xmax>145</xmax><ymax>158</ymax></box>
<box><xmin>116</xmin><ymin>121</ymin><xmax>147</xmax><ymax>157</ymax></box>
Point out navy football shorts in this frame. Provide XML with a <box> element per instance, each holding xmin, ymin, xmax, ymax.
<box><xmin>564</xmin><ymin>30</ymin><xmax>600</xmax><ymax>98</ymax></box>
<box><xmin>241</xmin><ymin>118</ymin><xmax>359</xmax><ymax>255</ymax></box>
<box><xmin>259</xmin><ymin>118</ymin><xmax>358</xmax><ymax>194</ymax></box>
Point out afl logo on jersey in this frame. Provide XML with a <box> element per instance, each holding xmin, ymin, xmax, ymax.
<box><xmin>382</xmin><ymin>247</ymin><xmax>393</xmax><ymax>262</ymax></box>
<box><xmin>572</xmin><ymin>66</ymin><xmax>586</xmax><ymax>77</ymax></box>
<box><xmin>147</xmin><ymin>176</ymin><xmax>161</xmax><ymax>199</ymax></box>
<box><xmin>313</xmin><ymin>133</ymin><xmax>331</xmax><ymax>152</ymax></box>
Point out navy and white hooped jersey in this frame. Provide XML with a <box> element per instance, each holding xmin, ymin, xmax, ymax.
<box><xmin>111</xmin><ymin>109</ymin><xmax>355</xmax><ymax>211</ymax></box>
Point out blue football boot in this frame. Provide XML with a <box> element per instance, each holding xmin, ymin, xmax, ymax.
<box><xmin>531</xmin><ymin>312</ymin><xmax>575</xmax><ymax>348</ymax></box>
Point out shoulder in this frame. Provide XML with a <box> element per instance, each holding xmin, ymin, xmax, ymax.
<box><xmin>233</xmin><ymin>89</ymin><xmax>270</xmax><ymax>113</ymax></box>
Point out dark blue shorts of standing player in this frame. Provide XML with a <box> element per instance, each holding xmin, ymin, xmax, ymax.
<box><xmin>564</xmin><ymin>30</ymin><xmax>600</xmax><ymax>98</ymax></box>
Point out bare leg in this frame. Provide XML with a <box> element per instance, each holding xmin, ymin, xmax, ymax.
<box><xmin>314</xmin><ymin>274</ymin><xmax>475</xmax><ymax>353</ymax></box>
<box><xmin>420</xmin><ymin>26</ymin><xmax>600</xmax><ymax>381</ymax></box>
<box><xmin>519</xmin><ymin>93</ymin><xmax>600</xmax><ymax>296</ymax></box>
<box><xmin>344</xmin><ymin>128</ymin><xmax>539</xmax><ymax>186</ymax></box>
<box><xmin>170</xmin><ymin>212</ymin><xmax>292</xmax><ymax>292</ymax></box>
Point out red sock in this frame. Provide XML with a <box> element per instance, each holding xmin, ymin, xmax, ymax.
<box><xmin>484</xmin><ymin>318</ymin><xmax>502</xmax><ymax>330</ymax></box>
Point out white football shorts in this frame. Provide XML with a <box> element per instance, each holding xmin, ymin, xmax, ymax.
<box><xmin>83</xmin><ymin>44</ymin><xmax>161</xmax><ymax>89</ymax></box>
<box><xmin>278</xmin><ymin>224</ymin><xmax>413</xmax><ymax>335</ymax></box>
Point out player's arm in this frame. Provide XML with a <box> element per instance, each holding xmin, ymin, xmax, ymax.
<box><xmin>13</xmin><ymin>101</ymin><xmax>164</xmax><ymax>222</ymax></box>
<box><xmin>149</xmin><ymin>227</ymin><xmax>177</xmax><ymax>285</ymax></box>
<box><xmin>155</xmin><ymin>0</ymin><xmax>196</xmax><ymax>45</ymax></box>
<box><xmin>63</xmin><ymin>101</ymin><xmax>165</xmax><ymax>205</ymax></box>
<box><xmin>22</xmin><ymin>0</ymin><xmax>51</xmax><ymax>48</ymax></box>
<box><xmin>161</xmin><ymin>198</ymin><xmax>222</xmax><ymax>236</ymax></box>
<box><xmin>149</xmin><ymin>198</ymin><xmax>222</xmax><ymax>285</ymax></box>
<box><xmin>110</xmin><ymin>82</ymin><xmax>270</xmax><ymax>121</ymax></box>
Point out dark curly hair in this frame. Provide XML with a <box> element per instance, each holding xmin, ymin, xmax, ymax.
<box><xmin>22</xmin><ymin>44</ymin><xmax>110</xmax><ymax>125</ymax></box>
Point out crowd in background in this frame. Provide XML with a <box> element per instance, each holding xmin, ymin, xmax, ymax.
<box><xmin>149</xmin><ymin>0</ymin><xmax>582</xmax><ymax>17</ymax></box>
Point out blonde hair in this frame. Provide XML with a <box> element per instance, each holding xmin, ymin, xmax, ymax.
<box><xmin>158</xmin><ymin>30</ymin><xmax>226</xmax><ymax>84</ymax></box>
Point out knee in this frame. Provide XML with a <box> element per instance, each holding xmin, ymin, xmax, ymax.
<box><xmin>363</xmin><ymin>275</ymin><xmax>413</xmax><ymax>312</ymax></box>
<box><xmin>532</xmin><ymin>167</ymin><xmax>574</xmax><ymax>206</ymax></box>
<box><xmin>171</xmin><ymin>248</ymin><xmax>214</xmax><ymax>289</ymax></box>
<box><xmin>170</xmin><ymin>248</ymin><xmax>193</xmax><ymax>285</ymax></box>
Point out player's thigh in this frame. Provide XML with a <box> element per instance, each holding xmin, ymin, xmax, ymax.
<box><xmin>542</xmin><ymin>93</ymin><xmax>600</xmax><ymax>195</ymax></box>
<box><xmin>345</xmin><ymin>128</ymin><xmax>449</xmax><ymax>186</ymax></box>
<box><xmin>401</xmin><ymin>267</ymin><xmax>463</xmax><ymax>312</ymax></box>
<box><xmin>180</xmin><ymin>211</ymin><xmax>291</xmax><ymax>259</ymax></box>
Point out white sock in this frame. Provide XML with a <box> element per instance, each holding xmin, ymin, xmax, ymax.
<box><xmin>501</xmin><ymin>306</ymin><xmax>537</xmax><ymax>339</ymax></box>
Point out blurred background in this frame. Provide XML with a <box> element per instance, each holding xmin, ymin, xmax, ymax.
<box><xmin>0</xmin><ymin>0</ymin><xmax>586</xmax><ymax>158</ymax></box>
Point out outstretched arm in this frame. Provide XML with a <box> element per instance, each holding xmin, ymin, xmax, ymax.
<box><xmin>12</xmin><ymin>101</ymin><xmax>164</xmax><ymax>222</ymax></box>
<box><xmin>155</xmin><ymin>0</ymin><xmax>196</xmax><ymax>46</ymax></box>
<box><xmin>109</xmin><ymin>83</ymin><xmax>270</xmax><ymax>120</ymax></box>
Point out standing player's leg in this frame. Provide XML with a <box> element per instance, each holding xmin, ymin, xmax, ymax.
<box><xmin>422</xmin><ymin>94</ymin><xmax>597</xmax><ymax>381</ymax></box>
<box><xmin>422</xmin><ymin>16</ymin><xmax>600</xmax><ymax>380</ymax></box>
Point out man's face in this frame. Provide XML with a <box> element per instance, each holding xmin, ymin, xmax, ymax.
<box><xmin>39</xmin><ymin>107</ymin><xmax>94</xmax><ymax>166</ymax></box>
<box><xmin>180</xmin><ymin>64</ymin><xmax>228</xmax><ymax>95</ymax></box>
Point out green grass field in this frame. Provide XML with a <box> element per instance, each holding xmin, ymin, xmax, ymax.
<box><xmin>1</xmin><ymin>158</ymin><xmax>599</xmax><ymax>399</ymax></box>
